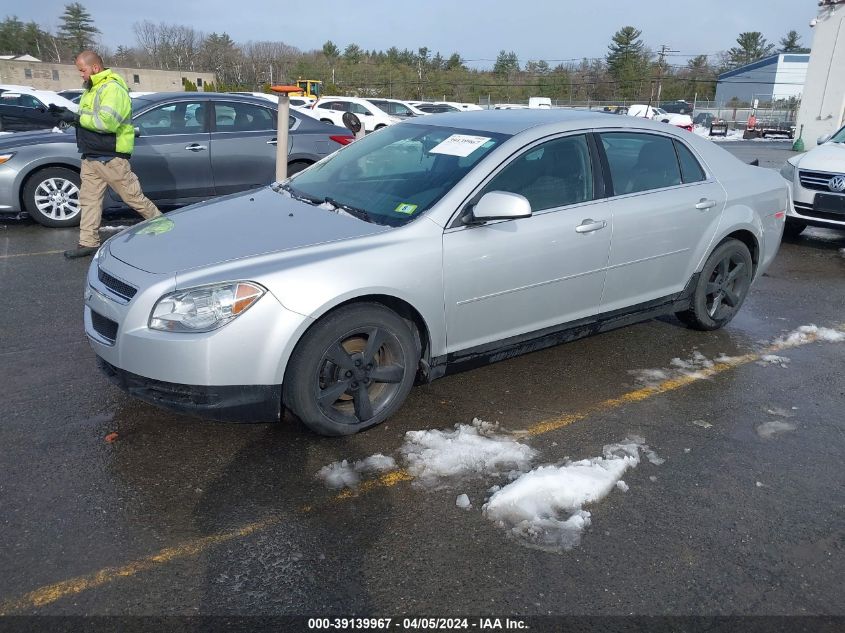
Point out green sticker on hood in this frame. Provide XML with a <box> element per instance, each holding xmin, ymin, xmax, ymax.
<box><xmin>137</xmin><ymin>217</ymin><xmax>175</xmax><ymax>235</ymax></box>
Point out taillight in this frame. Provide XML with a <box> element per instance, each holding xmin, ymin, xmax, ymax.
<box><xmin>329</xmin><ymin>135</ymin><xmax>355</xmax><ymax>146</ymax></box>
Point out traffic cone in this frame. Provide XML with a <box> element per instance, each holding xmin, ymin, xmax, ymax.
<box><xmin>792</xmin><ymin>124</ymin><xmax>805</xmax><ymax>152</ymax></box>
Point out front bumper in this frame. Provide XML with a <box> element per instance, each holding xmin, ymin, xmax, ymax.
<box><xmin>97</xmin><ymin>357</ymin><xmax>282</xmax><ymax>422</ymax></box>
<box><xmin>788</xmin><ymin>171</ymin><xmax>845</xmax><ymax>228</ymax></box>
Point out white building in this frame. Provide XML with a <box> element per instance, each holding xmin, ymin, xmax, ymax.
<box><xmin>715</xmin><ymin>53</ymin><xmax>809</xmax><ymax>105</ymax></box>
<box><xmin>796</xmin><ymin>0</ymin><xmax>845</xmax><ymax>144</ymax></box>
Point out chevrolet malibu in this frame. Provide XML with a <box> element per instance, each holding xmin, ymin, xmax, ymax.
<box><xmin>84</xmin><ymin>110</ymin><xmax>787</xmax><ymax>436</ymax></box>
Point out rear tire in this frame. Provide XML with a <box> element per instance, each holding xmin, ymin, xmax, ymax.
<box><xmin>283</xmin><ymin>303</ymin><xmax>419</xmax><ymax>436</ymax></box>
<box><xmin>287</xmin><ymin>160</ymin><xmax>311</xmax><ymax>176</ymax></box>
<box><xmin>782</xmin><ymin>219</ymin><xmax>806</xmax><ymax>238</ymax></box>
<box><xmin>22</xmin><ymin>167</ymin><xmax>82</xmax><ymax>227</ymax></box>
<box><xmin>677</xmin><ymin>239</ymin><xmax>753</xmax><ymax>331</ymax></box>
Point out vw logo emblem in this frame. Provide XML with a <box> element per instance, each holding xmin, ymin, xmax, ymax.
<box><xmin>829</xmin><ymin>175</ymin><xmax>845</xmax><ymax>193</ymax></box>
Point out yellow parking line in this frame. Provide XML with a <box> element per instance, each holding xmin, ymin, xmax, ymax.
<box><xmin>1</xmin><ymin>324</ymin><xmax>841</xmax><ymax>613</ymax></box>
<box><xmin>0</xmin><ymin>250</ymin><xmax>65</xmax><ymax>259</ymax></box>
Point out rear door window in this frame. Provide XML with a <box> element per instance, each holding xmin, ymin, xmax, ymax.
<box><xmin>600</xmin><ymin>132</ymin><xmax>682</xmax><ymax>195</ymax></box>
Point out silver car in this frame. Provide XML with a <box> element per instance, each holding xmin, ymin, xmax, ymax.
<box><xmin>0</xmin><ymin>92</ymin><xmax>354</xmax><ymax>227</ymax></box>
<box><xmin>83</xmin><ymin>110</ymin><xmax>787</xmax><ymax>435</ymax></box>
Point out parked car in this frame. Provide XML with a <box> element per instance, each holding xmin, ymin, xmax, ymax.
<box><xmin>311</xmin><ymin>97</ymin><xmax>401</xmax><ymax>131</ymax></box>
<box><xmin>413</xmin><ymin>102</ymin><xmax>460</xmax><ymax>114</ymax></box>
<box><xmin>367</xmin><ymin>98</ymin><xmax>425</xmax><ymax>118</ymax></box>
<box><xmin>0</xmin><ymin>92</ymin><xmax>354</xmax><ymax>227</ymax></box>
<box><xmin>779</xmin><ymin>122</ymin><xmax>845</xmax><ymax>236</ymax></box>
<box><xmin>0</xmin><ymin>87</ymin><xmax>78</xmax><ymax>132</ymax></box>
<box><xmin>83</xmin><ymin>109</ymin><xmax>787</xmax><ymax>435</ymax></box>
<box><xmin>56</xmin><ymin>88</ymin><xmax>85</xmax><ymax>104</ymax></box>
<box><xmin>659</xmin><ymin>100</ymin><xmax>694</xmax><ymax>114</ymax></box>
<box><xmin>627</xmin><ymin>104</ymin><xmax>694</xmax><ymax>132</ymax></box>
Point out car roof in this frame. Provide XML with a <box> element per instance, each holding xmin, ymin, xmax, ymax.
<box><xmin>401</xmin><ymin>108</ymin><xmax>666</xmax><ymax>135</ymax></box>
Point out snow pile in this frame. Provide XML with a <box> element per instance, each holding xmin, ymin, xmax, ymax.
<box><xmin>400</xmin><ymin>418</ymin><xmax>537</xmax><ymax>487</ymax></box>
<box><xmin>773</xmin><ymin>324</ymin><xmax>845</xmax><ymax>347</ymax></box>
<box><xmin>757</xmin><ymin>354</ymin><xmax>790</xmax><ymax>367</ymax></box>
<box><xmin>756</xmin><ymin>420</ymin><xmax>797</xmax><ymax>439</ymax></box>
<box><xmin>316</xmin><ymin>453</ymin><xmax>397</xmax><ymax>489</ymax></box>
<box><xmin>628</xmin><ymin>350</ymin><xmax>715</xmax><ymax>387</ymax></box>
<box><xmin>482</xmin><ymin>437</ymin><xmax>655</xmax><ymax>551</ymax></box>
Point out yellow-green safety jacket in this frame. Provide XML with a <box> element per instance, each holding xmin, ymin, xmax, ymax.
<box><xmin>76</xmin><ymin>68</ymin><xmax>134</xmax><ymax>159</ymax></box>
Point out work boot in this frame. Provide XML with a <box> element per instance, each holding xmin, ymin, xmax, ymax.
<box><xmin>64</xmin><ymin>245</ymin><xmax>98</xmax><ymax>259</ymax></box>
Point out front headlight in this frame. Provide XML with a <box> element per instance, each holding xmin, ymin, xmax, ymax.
<box><xmin>149</xmin><ymin>281</ymin><xmax>265</xmax><ymax>333</ymax></box>
<box><xmin>779</xmin><ymin>160</ymin><xmax>796</xmax><ymax>182</ymax></box>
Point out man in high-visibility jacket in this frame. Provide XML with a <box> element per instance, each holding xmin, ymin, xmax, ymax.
<box><xmin>56</xmin><ymin>50</ymin><xmax>161</xmax><ymax>259</ymax></box>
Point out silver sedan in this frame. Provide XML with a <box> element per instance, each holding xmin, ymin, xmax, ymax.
<box><xmin>83</xmin><ymin>110</ymin><xmax>787</xmax><ymax>435</ymax></box>
<box><xmin>0</xmin><ymin>92</ymin><xmax>354</xmax><ymax>227</ymax></box>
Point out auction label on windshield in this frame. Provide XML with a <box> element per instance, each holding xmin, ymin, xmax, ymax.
<box><xmin>429</xmin><ymin>134</ymin><xmax>491</xmax><ymax>157</ymax></box>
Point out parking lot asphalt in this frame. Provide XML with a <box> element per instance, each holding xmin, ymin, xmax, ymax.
<box><xmin>0</xmin><ymin>140</ymin><xmax>843</xmax><ymax>625</ymax></box>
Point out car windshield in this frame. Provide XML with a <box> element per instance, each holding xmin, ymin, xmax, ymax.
<box><xmin>286</xmin><ymin>123</ymin><xmax>509</xmax><ymax>226</ymax></box>
<box><xmin>830</xmin><ymin>125</ymin><xmax>845</xmax><ymax>143</ymax></box>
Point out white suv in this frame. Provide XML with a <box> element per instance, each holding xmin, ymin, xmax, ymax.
<box><xmin>311</xmin><ymin>97</ymin><xmax>401</xmax><ymax>131</ymax></box>
<box><xmin>779</xmin><ymin>124</ymin><xmax>845</xmax><ymax>237</ymax></box>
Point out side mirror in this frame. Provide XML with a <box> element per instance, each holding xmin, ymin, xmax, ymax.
<box><xmin>465</xmin><ymin>191</ymin><xmax>532</xmax><ymax>224</ymax></box>
<box><xmin>134</xmin><ymin>126</ymin><xmax>141</xmax><ymax>137</ymax></box>
<box><xmin>817</xmin><ymin>134</ymin><xmax>831</xmax><ymax>145</ymax></box>
<box><xmin>342</xmin><ymin>112</ymin><xmax>361</xmax><ymax>134</ymax></box>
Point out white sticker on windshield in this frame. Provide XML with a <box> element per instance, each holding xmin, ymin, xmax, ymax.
<box><xmin>429</xmin><ymin>134</ymin><xmax>491</xmax><ymax>157</ymax></box>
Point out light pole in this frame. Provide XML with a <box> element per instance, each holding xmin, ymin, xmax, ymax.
<box><xmin>270</xmin><ymin>84</ymin><xmax>302</xmax><ymax>182</ymax></box>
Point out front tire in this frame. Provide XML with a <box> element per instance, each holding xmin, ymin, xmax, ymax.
<box><xmin>283</xmin><ymin>303</ymin><xmax>419</xmax><ymax>436</ymax></box>
<box><xmin>287</xmin><ymin>160</ymin><xmax>311</xmax><ymax>176</ymax></box>
<box><xmin>677</xmin><ymin>239</ymin><xmax>753</xmax><ymax>331</ymax></box>
<box><xmin>22</xmin><ymin>167</ymin><xmax>82</xmax><ymax>227</ymax></box>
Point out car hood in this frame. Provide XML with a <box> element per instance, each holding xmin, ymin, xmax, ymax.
<box><xmin>107</xmin><ymin>187</ymin><xmax>391</xmax><ymax>275</ymax></box>
<box><xmin>795</xmin><ymin>143</ymin><xmax>845</xmax><ymax>171</ymax></box>
<box><xmin>0</xmin><ymin>128</ymin><xmax>75</xmax><ymax>149</ymax></box>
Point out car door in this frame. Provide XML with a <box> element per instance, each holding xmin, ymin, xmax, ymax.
<box><xmin>597</xmin><ymin>131</ymin><xmax>726</xmax><ymax>312</ymax></box>
<box><xmin>119</xmin><ymin>99</ymin><xmax>214</xmax><ymax>204</ymax></box>
<box><xmin>208</xmin><ymin>100</ymin><xmax>290</xmax><ymax>195</ymax></box>
<box><xmin>442</xmin><ymin>133</ymin><xmax>611</xmax><ymax>353</ymax></box>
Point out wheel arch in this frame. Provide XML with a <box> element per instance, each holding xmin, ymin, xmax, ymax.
<box><xmin>718</xmin><ymin>229</ymin><xmax>760</xmax><ymax>277</ymax></box>
<box><xmin>282</xmin><ymin>293</ymin><xmax>434</xmax><ymax>385</ymax></box>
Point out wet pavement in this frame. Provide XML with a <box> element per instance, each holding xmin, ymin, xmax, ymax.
<box><xmin>0</xmin><ymin>141</ymin><xmax>843</xmax><ymax>624</ymax></box>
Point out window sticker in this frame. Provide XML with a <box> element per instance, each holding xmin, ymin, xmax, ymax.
<box><xmin>395</xmin><ymin>203</ymin><xmax>418</xmax><ymax>215</ymax></box>
<box><xmin>429</xmin><ymin>134</ymin><xmax>492</xmax><ymax>157</ymax></box>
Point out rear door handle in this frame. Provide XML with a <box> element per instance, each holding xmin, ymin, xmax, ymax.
<box><xmin>267</xmin><ymin>138</ymin><xmax>278</xmax><ymax>145</ymax></box>
<box><xmin>575</xmin><ymin>219</ymin><xmax>607</xmax><ymax>233</ymax></box>
<box><xmin>185</xmin><ymin>144</ymin><xmax>207</xmax><ymax>152</ymax></box>
<box><xmin>695</xmin><ymin>198</ymin><xmax>717</xmax><ymax>210</ymax></box>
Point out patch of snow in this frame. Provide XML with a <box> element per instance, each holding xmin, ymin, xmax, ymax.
<box><xmin>316</xmin><ymin>453</ymin><xmax>396</xmax><ymax>489</ymax></box>
<box><xmin>756</xmin><ymin>420</ymin><xmax>797</xmax><ymax>439</ymax></box>
<box><xmin>692</xmin><ymin>419</ymin><xmax>712</xmax><ymax>429</ymax></box>
<box><xmin>400</xmin><ymin>418</ymin><xmax>537</xmax><ymax>487</ymax></box>
<box><xmin>774</xmin><ymin>324</ymin><xmax>845</xmax><ymax>347</ymax></box>
<box><xmin>757</xmin><ymin>354</ymin><xmax>790</xmax><ymax>368</ymax></box>
<box><xmin>616</xmin><ymin>480</ymin><xmax>629</xmax><ymax>492</ymax></box>
<box><xmin>456</xmin><ymin>493</ymin><xmax>471</xmax><ymax>509</ymax></box>
<box><xmin>482</xmin><ymin>437</ymin><xmax>652</xmax><ymax>552</ymax></box>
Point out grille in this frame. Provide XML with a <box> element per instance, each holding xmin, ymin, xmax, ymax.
<box><xmin>98</xmin><ymin>268</ymin><xmax>137</xmax><ymax>301</ymax></box>
<box><xmin>91</xmin><ymin>310</ymin><xmax>118</xmax><ymax>342</ymax></box>
<box><xmin>798</xmin><ymin>169</ymin><xmax>845</xmax><ymax>192</ymax></box>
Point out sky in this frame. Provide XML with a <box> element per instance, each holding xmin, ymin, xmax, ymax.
<box><xmin>315</xmin><ymin>324</ymin><xmax>845</xmax><ymax>552</ymax></box>
<box><xmin>13</xmin><ymin>0</ymin><xmax>819</xmax><ymax>70</ymax></box>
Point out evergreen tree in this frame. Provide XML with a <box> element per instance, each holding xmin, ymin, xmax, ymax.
<box><xmin>57</xmin><ymin>2</ymin><xmax>100</xmax><ymax>53</ymax></box>
<box><xmin>321</xmin><ymin>41</ymin><xmax>339</xmax><ymax>59</ymax></box>
<box><xmin>493</xmin><ymin>50</ymin><xmax>520</xmax><ymax>76</ymax></box>
<box><xmin>606</xmin><ymin>26</ymin><xmax>650</xmax><ymax>100</ymax></box>
<box><xmin>727</xmin><ymin>32</ymin><xmax>775</xmax><ymax>68</ymax></box>
<box><xmin>779</xmin><ymin>30</ymin><xmax>810</xmax><ymax>53</ymax></box>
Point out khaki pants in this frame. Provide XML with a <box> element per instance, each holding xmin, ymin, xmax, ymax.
<box><xmin>79</xmin><ymin>157</ymin><xmax>161</xmax><ymax>247</ymax></box>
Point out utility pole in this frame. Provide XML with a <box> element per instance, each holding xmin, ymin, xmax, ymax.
<box><xmin>655</xmin><ymin>44</ymin><xmax>678</xmax><ymax>103</ymax></box>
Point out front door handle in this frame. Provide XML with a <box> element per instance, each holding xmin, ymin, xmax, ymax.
<box><xmin>575</xmin><ymin>219</ymin><xmax>607</xmax><ymax>233</ymax></box>
<box><xmin>267</xmin><ymin>138</ymin><xmax>278</xmax><ymax>145</ymax></box>
<box><xmin>695</xmin><ymin>198</ymin><xmax>717</xmax><ymax>210</ymax></box>
<box><xmin>185</xmin><ymin>144</ymin><xmax>207</xmax><ymax>152</ymax></box>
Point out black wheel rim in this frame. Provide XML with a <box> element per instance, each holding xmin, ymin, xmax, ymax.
<box><xmin>704</xmin><ymin>251</ymin><xmax>749</xmax><ymax>320</ymax></box>
<box><xmin>315</xmin><ymin>326</ymin><xmax>406</xmax><ymax>426</ymax></box>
